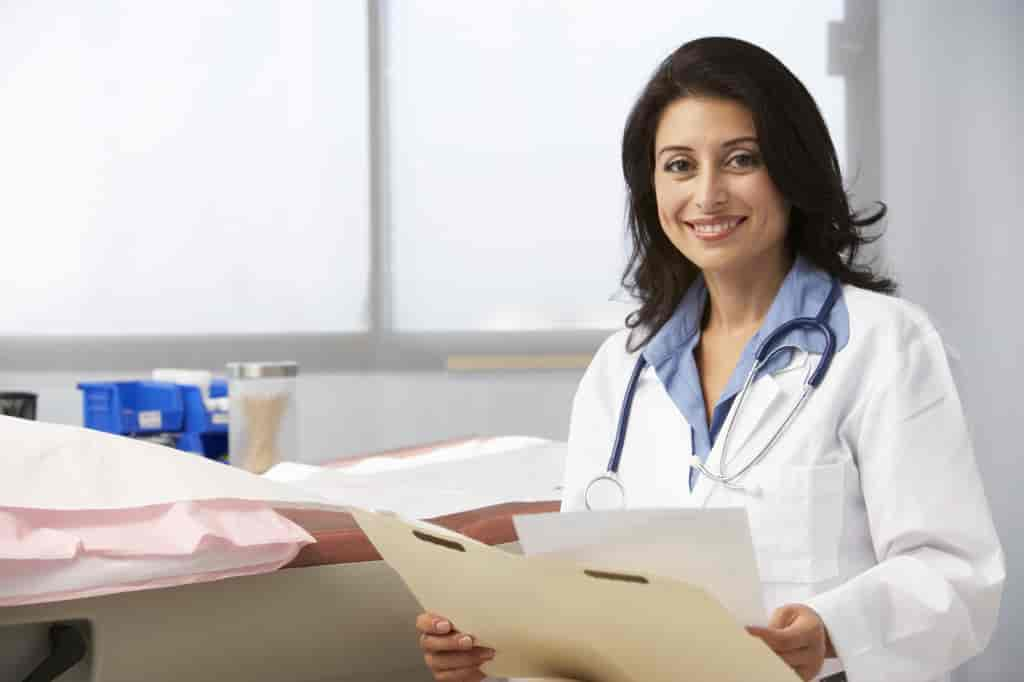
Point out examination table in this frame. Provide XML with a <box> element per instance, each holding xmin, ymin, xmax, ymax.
<box><xmin>0</xmin><ymin>438</ymin><xmax>562</xmax><ymax>682</ymax></box>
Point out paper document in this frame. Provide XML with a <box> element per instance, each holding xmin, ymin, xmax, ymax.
<box><xmin>352</xmin><ymin>507</ymin><xmax>797</xmax><ymax>682</ymax></box>
<box><xmin>514</xmin><ymin>508</ymin><xmax>766</xmax><ymax>625</ymax></box>
<box><xmin>0</xmin><ymin>416</ymin><xmax>344</xmax><ymax>513</ymax></box>
<box><xmin>262</xmin><ymin>439</ymin><xmax>566</xmax><ymax>519</ymax></box>
<box><xmin>334</xmin><ymin>436</ymin><xmax>551</xmax><ymax>474</ymax></box>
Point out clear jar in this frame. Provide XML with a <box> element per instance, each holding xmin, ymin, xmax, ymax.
<box><xmin>225</xmin><ymin>361</ymin><xmax>299</xmax><ymax>474</ymax></box>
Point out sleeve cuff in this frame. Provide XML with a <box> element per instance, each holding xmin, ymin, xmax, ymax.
<box><xmin>805</xmin><ymin>585</ymin><xmax>872</xmax><ymax>681</ymax></box>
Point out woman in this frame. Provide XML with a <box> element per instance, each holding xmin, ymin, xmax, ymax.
<box><xmin>415</xmin><ymin>37</ymin><xmax>1004</xmax><ymax>682</ymax></box>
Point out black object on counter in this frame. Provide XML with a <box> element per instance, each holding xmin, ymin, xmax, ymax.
<box><xmin>0</xmin><ymin>392</ymin><xmax>37</xmax><ymax>420</ymax></box>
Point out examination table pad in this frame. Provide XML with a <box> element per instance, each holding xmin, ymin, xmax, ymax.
<box><xmin>1</xmin><ymin>436</ymin><xmax>565</xmax><ymax>682</ymax></box>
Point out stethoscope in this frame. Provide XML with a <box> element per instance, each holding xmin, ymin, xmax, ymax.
<box><xmin>584</xmin><ymin>279</ymin><xmax>841</xmax><ymax>510</ymax></box>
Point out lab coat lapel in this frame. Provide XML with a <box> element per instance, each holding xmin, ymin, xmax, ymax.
<box><xmin>692</xmin><ymin>351</ymin><xmax>807</xmax><ymax>506</ymax></box>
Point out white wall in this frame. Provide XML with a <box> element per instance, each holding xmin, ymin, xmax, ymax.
<box><xmin>879</xmin><ymin>1</ymin><xmax>1023</xmax><ymax>678</ymax></box>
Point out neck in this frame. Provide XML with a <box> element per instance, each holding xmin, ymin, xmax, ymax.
<box><xmin>702</xmin><ymin>252</ymin><xmax>793</xmax><ymax>336</ymax></box>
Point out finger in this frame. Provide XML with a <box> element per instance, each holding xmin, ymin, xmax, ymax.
<box><xmin>434</xmin><ymin>668</ymin><xmax>486</xmax><ymax>682</ymax></box>
<box><xmin>750</xmin><ymin>608</ymin><xmax>821</xmax><ymax>652</ymax></box>
<box><xmin>768</xmin><ymin>603</ymin><xmax>801</xmax><ymax>629</ymax></box>
<box><xmin>425</xmin><ymin>648</ymin><xmax>496</xmax><ymax>672</ymax></box>
<box><xmin>420</xmin><ymin>633</ymin><xmax>479</xmax><ymax>653</ymax></box>
<box><xmin>794</xmin><ymin>663</ymin><xmax>818</xmax><ymax>682</ymax></box>
<box><xmin>784</xmin><ymin>649</ymin><xmax>825</xmax><ymax>681</ymax></box>
<box><xmin>779</xmin><ymin>646</ymin><xmax>814</xmax><ymax>668</ymax></box>
<box><xmin>746</xmin><ymin>625</ymin><xmax>804</xmax><ymax>653</ymax></box>
<box><xmin>416</xmin><ymin>613</ymin><xmax>454</xmax><ymax>635</ymax></box>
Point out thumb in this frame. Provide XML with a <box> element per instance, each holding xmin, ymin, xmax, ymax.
<box><xmin>768</xmin><ymin>603</ymin><xmax>801</xmax><ymax>629</ymax></box>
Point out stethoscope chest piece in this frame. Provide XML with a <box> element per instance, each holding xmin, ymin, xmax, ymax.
<box><xmin>584</xmin><ymin>472</ymin><xmax>626</xmax><ymax>510</ymax></box>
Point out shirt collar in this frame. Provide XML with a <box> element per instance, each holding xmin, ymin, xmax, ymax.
<box><xmin>642</xmin><ymin>254</ymin><xmax>849</xmax><ymax>370</ymax></box>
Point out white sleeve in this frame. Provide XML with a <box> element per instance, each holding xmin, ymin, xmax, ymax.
<box><xmin>560</xmin><ymin>331</ymin><xmax>630</xmax><ymax>512</ymax></box>
<box><xmin>806</xmin><ymin>328</ymin><xmax>1005</xmax><ymax>681</ymax></box>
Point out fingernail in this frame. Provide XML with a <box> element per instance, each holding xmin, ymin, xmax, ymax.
<box><xmin>435</xmin><ymin>620</ymin><xmax>451</xmax><ymax>634</ymax></box>
<box><xmin>459</xmin><ymin>635</ymin><xmax>473</xmax><ymax>649</ymax></box>
<box><xmin>482</xmin><ymin>649</ymin><xmax>495</xmax><ymax>660</ymax></box>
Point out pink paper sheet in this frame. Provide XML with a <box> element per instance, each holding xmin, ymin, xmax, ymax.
<box><xmin>0</xmin><ymin>500</ymin><xmax>314</xmax><ymax>606</ymax></box>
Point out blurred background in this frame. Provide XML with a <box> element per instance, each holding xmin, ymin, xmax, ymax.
<box><xmin>0</xmin><ymin>1</ymin><xmax>1020</xmax><ymax>678</ymax></box>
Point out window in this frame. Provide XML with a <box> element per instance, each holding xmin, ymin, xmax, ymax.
<box><xmin>1</xmin><ymin>0</ymin><xmax>870</xmax><ymax>370</ymax></box>
<box><xmin>385</xmin><ymin>0</ymin><xmax>848</xmax><ymax>332</ymax></box>
<box><xmin>0</xmin><ymin>1</ymin><xmax>370</xmax><ymax>336</ymax></box>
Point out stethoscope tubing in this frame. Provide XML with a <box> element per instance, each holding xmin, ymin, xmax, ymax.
<box><xmin>586</xmin><ymin>278</ymin><xmax>841</xmax><ymax>508</ymax></box>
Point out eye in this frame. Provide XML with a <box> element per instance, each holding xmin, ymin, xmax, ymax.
<box><xmin>726</xmin><ymin>151</ymin><xmax>761</xmax><ymax>170</ymax></box>
<box><xmin>663</xmin><ymin>158</ymin><xmax>694</xmax><ymax>173</ymax></box>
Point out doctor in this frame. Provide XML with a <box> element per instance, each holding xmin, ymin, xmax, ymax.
<box><xmin>415</xmin><ymin>37</ymin><xmax>1004</xmax><ymax>682</ymax></box>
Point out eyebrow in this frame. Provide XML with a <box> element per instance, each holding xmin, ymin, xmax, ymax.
<box><xmin>656</xmin><ymin>137</ymin><xmax>759</xmax><ymax>159</ymax></box>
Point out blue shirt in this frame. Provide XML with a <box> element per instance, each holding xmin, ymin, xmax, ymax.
<box><xmin>641</xmin><ymin>256</ymin><xmax>850</xmax><ymax>490</ymax></box>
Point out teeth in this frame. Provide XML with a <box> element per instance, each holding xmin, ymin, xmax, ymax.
<box><xmin>692</xmin><ymin>219</ymin><xmax>741</xmax><ymax>234</ymax></box>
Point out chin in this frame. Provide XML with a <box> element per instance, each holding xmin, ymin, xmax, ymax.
<box><xmin>683</xmin><ymin>249</ymin><xmax>745</xmax><ymax>274</ymax></box>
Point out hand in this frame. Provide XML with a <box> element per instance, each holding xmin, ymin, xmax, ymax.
<box><xmin>416</xmin><ymin>612</ymin><xmax>496</xmax><ymax>682</ymax></box>
<box><xmin>746</xmin><ymin>603</ymin><xmax>834</xmax><ymax>681</ymax></box>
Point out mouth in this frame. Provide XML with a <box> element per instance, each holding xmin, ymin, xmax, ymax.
<box><xmin>684</xmin><ymin>216</ymin><xmax>747</xmax><ymax>242</ymax></box>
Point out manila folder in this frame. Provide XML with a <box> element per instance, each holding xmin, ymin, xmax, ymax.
<box><xmin>351</xmin><ymin>507</ymin><xmax>797</xmax><ymax>682</ymax></box>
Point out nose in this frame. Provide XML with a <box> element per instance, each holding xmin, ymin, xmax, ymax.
<box><xmin>694</xmin><ymin>168</ymin><xmax>728</xmax><ymax>211</ymax></box>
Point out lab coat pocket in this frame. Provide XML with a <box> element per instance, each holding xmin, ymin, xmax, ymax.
<box><xmin>749</xmin><ymin>462</ymin><xmax>845</xmax><ymax>584</ymax></box>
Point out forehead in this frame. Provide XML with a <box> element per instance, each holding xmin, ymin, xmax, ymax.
<box><xmin>654</xmin><ymin>96</ymin><xmax>757</xmax><ymax>148</ymax></box>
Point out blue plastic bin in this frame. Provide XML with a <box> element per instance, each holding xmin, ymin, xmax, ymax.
<box><xmin>176</xmin><ymin>431</ymin><xmax>228</xmax><ymax>461</ymax></box>
<box><xmin>209</xmin><ymin>378</ymin><xmax>228</xmax><ymax>399</ymax></box>
<box><xmin>77</xmin><ymin>381</ymin><xmax>185</xmax><ymax>435</ymax></box>
<box><xmin>179</xmin><ymin>385</ymin><xmax>228</xmax><ymax>435</ymax></box>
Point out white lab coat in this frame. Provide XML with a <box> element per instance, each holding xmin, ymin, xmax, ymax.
<box><xmin>560</xmin><ymin>285</ymin><xmax>1005</xmax><ymax>682</ymax></box>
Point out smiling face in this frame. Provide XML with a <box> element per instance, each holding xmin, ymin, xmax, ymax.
<box><xmin>653</xmin><ymin>96</ymin><xmax>790</xmax><ymax>279</ymax></box>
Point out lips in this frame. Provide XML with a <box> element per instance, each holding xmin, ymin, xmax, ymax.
<box><xmin>685</xmin><ymin>216</ymin><xmax>747</xmax><ymax>241</ymax></box>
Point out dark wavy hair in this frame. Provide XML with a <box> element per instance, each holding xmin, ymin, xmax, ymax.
<box><xmin>621</xmin><ymin>36</ymin><xmax>895</xmax><ymax>350</ymax></box>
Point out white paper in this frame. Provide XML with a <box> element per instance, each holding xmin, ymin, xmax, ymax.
<box><xmin>0</xmin><ymin>416</ymin><xmax>346</xmax><ymax>514</ymax></box>
<box><xmin>333</xmin><ymin>436</ymin><xmax>550</xmax><ymax>474</ymax></box>
<box><xmin>260</xmin><ymin>439</ymin><xmax>566</xmax><ymax>519</ymax></box>
<box><xmin>262</xmin><ymin>461</ymin><xmax>326</xmax><ymax>483</ymax></box>
<box><xmin>514</xmin><ymin>508</ymin><xmax>767</xmax><ymax>625</ymax></box>
<box><xmin>1</xmin><ymin>416</ymin><xmax>564</xmax><ymax>527</ymax></box>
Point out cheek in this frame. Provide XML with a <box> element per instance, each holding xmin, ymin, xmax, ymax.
<box><xmin>759</xmin><ymin>198</ymin><xmax>788</xmax><ymax>233</ymax></box>
<box><xmin>742</xmin><ymin>179</ymin><xmax>789</xmax><ymax>231</ymax></box>
<box><xmin>767</xmin><ymin>199</ymin><xmax>790</xmax><ymax>236</ymax></box>
<box><xmin>653</xmin><ymin>177</ymin><xmax>686</xmax><ymax>223</ymax></box>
